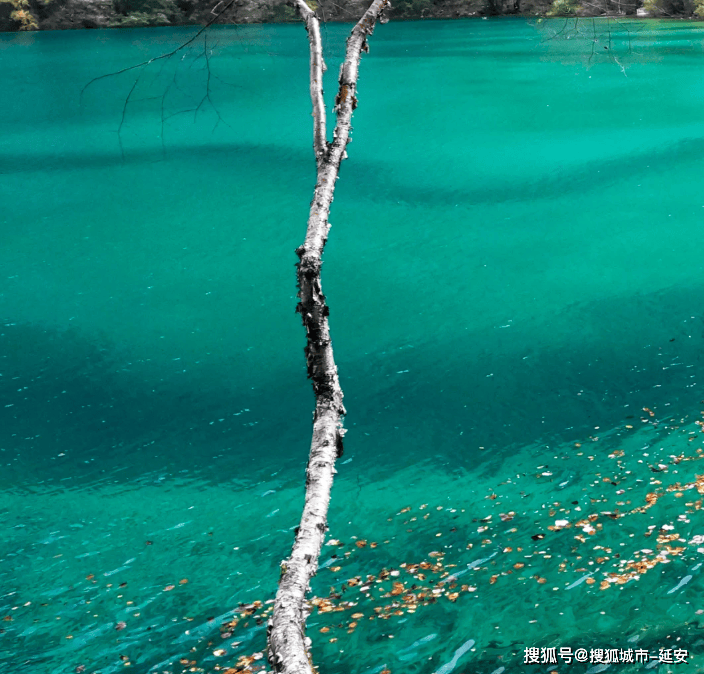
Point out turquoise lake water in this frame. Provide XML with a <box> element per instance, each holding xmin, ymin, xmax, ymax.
<box><xmin>3</xmin><ymin>15</ymin><xmax>704</xmax><ymax>674</ymax></box>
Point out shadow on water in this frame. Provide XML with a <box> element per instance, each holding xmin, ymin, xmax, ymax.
<box><xmin>3</xmin><ymin>135</ymin><xmax>704</xmax><ymax>209</ymax></box>
<box><xmin>3</xmin><ymin>281</ymin><xmax>703</xmax><ymax>491</ymax></box>
<box><xmin>0</xmin><ymin>322</ymin><xmax>314</xmax><ymax>492</ymax></box>
<box><xmin>341</xmin><ymin>284</ymin><xmax>704</xmax><ymax>478</ymax></box>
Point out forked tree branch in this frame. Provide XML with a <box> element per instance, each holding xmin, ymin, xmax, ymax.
<box><xmin>266</xmin><ymin>0</ymin><xmax>389</xmax><ymax>672</ymax></box>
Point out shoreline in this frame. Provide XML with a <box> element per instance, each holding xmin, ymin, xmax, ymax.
<box><xmin>1</xmin><ymin>0</ymin><xmax>702</xmax><ymax>34</ymax></box>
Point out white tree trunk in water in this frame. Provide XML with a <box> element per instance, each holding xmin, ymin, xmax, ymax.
<box><xmin>267</xmin><ymin>1</ymin><xmax>389</xmax><ymax>672</ymax></box>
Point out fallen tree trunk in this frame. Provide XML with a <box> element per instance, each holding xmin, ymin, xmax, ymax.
<box><xmin>267</xmin><ymin>1</ymin><xmax>389</xmax><ymax>672</ymax></box>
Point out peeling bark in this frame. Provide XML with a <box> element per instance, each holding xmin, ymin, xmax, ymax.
<box><xmin>292</xmin><ymin>0</ymin><xmax>328</xmax><ymax>166</ymax></box>
<box><xmin>267</xmin><ymin>1</ymin><xmax>389</xmax><ymax>672</ymax></box>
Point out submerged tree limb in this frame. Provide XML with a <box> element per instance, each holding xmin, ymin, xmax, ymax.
<box><xmin>267</xmin><ymin>0</ymin><xmax>389</xmax><ymax>672</ymax></box>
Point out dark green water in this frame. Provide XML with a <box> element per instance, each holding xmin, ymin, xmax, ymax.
<box><xmin>2</xmin><ymin>16</ymin><xmax>704</xmax><ymax>674</ymax></box>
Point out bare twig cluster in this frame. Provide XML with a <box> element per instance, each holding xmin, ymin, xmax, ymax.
<box><xmin>81</xmin><ymin>0</ymin><xmax>240</xmax><ymax>155</ymax></box>
<box><xmin>538</xmin><ymin>15</ymin><xmax>647</xmax><ymax>74</ymax></box>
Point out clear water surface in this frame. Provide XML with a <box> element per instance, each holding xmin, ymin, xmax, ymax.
<box><xmin>2</xmin><ymin>16</ymin><xmax>704</xmax><ymax>674</ymax></box>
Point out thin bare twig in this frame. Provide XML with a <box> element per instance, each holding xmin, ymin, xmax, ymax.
<box><xmin>117</xmin><ymin>75</ymin><xmax>140</xmax><ymax>158</ymax></box>
<box><xmin>80</xmin><ymin>0</ymin><xmax>238</xmax><ymax>101</ymax></box>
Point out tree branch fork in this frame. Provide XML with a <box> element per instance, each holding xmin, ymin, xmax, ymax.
<box><xmin>79</xmin><ymin>4</ymin><xmax>388</xmax><ymax>670</ymax></box>
<box><xmin>267</xmin><ymin>0</ymin><xmax>389</xmax><ymax>672</ymax></box>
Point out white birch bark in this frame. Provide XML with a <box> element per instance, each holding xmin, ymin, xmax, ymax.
<box><xmin>267</xmin><ymin>1</ymin><xmax>389</xmax><ymax>672</ymax></box>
